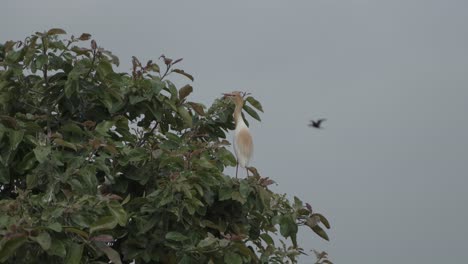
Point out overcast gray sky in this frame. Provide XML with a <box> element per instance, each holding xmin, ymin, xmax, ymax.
<box><xmin>2</xmin><ymin>1</ymin><xmax>468</xmax><ymax>263</ymax></box>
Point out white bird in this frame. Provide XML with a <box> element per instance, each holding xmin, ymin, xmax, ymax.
<box><xmin>223</xmin><ymin>91</ymin><xmax>254</xmax><ymax>178</ymax></box>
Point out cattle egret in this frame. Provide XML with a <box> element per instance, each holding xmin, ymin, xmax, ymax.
<box><xmin>309</xmin><ymin>119</ymin><xmax>326</xmax><ymax>129</ymax></box>
<box><xmin>223</xmin><ymin>91</ymin><xmax>253</xmax><ymax>178</ymax></box>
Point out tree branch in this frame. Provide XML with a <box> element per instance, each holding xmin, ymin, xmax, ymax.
<box><xmin>85</xmin><ymin>49</ymin><xmax>97</xmax><ymax>79</ymax></box>
<box><xmin>41</xmin><ymin>38</ymin><xmax>49</xmax><ymax>88</ymax></box>
<box><xmin>137</xmin><ymin>122</ymin><xmax>159</xmax><ymax>147</ymax></box>
<box><xmin>160</xmin><ymin>64</ymin><xmax>171</xmax><ymax>80</ymax></box>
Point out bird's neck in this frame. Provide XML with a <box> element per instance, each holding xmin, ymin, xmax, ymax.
<box><xmin>233</xmin><ymin>102</ymin><xmax>245</xmax><ymax>127</ymax></box>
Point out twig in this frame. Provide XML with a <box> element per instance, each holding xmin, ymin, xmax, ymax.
<box><xmin>57</xmin><ymin>39</ymin><xmax>73</xmax><ymax>58</ymax></box>
<box><xmin>84</xmin><ymin>49</ymin><xmax>97</xmax><ymax>79</ymax></box>
<box><xmin>137</xmin><ymin>122</ymin><xmax>159</xmax><ymax>147</ymax></box>
<box><xmin>21</xmin><ymin>102</ymin><xmax>46</xmax><ymax>113</ymax></box>
<box><xmin>41</xmin><ymin>37</ymin><xmax>49</xmax><ymax>88</ymax></box>
<box><xmin>28</xmin><ymin>89</ymin><xmax>45</xmax><ymax>96</ymax></box>
<box><xmin>160</xmin><ymin>65</ymin><xmax>171</xmax><ymax>80</ymax></box>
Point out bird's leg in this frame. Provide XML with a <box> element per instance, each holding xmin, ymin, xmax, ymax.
<box><xmin>235</xmin><ymin>162</ymin><xmax>239</xmax><ymax>178</ymax></box>
<box><xmin>246</xmin><ymin>167</ymin><xmax>249</xmax><ymax>177</ymax></box>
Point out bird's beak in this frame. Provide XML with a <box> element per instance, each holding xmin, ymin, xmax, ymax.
<box><xmin>222</xmin><ymin>93</ymin><xmax>234</xmax><ymax>98</ymax></box>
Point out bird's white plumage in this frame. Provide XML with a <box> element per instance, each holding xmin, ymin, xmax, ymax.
<box><xmin>233</xmin><ymin>118</ymin><xmax>253</xmax><ymax>168</ymax></box>
<box><xmin>223</xmin><ymin>90</ymin><xmax>254</xmax><ymax>177</ymax></box>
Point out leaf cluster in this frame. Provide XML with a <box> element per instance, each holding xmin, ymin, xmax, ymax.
<box><xmin>0</xmin><ymin>29</ymin><xmax>330</xmax><ymax>263</ymax></box>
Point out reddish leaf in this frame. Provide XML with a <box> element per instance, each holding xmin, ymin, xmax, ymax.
<box><xmin>78</xmin><ymin>33</ymin><xmax>91</xmax><ymax>41</ymax></box>
<box><xmin>164</xmin><ymin>58</ymin><xmax>172</xmax><ymax>65</ymax></box>
<box><xmin>47</xmin><ymin>28</ymin><xmax>67</xmax><ymax>35</ymax></box>
<box><xmin>82</xmin><ymin>120</ymin><xmax>96</xmax><ymax>129</ymax></box>
<box><xmin>178</xmin><ymin>84</ymin><xmax>193</xmax><ymax>101</ymax></box>
<box><xmin>187</xmin><ymin>102</ymin><xmax>205</xmax><ymax>116</ymax></box>
<box><xmin>172</xmin><ymin>69</ymin><xmax>194</xmax><ymax>81</ymax></box>
<box><xmin>105</xmin><ymin>194</ymin><xmax>123</xmax><ymax>201</ymax></box>
<box><xmin>172</xmin><ymin>58</ymin><xmax>183</xmax><ymax>65</ymax></box>
<box><xmin>90</xmin><ymin>235</ymin><xmax>114</xmax><ymax>242</ymax></box>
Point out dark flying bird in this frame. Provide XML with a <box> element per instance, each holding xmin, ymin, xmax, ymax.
<box><xmin>309</xmin><ymin>119</ymin><xmax>326</xmax><ymax>129</ymax></box>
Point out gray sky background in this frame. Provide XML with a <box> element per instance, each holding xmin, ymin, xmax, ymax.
<box><xmin>2</xmin><ymin>1</ymin><xmax>468</xmax><ymax>263</ymax></box>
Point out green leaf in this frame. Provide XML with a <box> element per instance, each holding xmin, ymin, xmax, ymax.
<box><xmin>47</xmin><ymin>222</ymin><xmax>63</xmax><ymax>232</ymax></box>
<box><xmin>61</xmin><ymin>123</ymin><xmax>85</xmax><ymax>136</ymax></box>
<box><xmin>96</xmin><ymin>243</ymin><xmax>122</xmax><ymax>264</ymax></box>
<box><xmin>178</xmin><ymin>106</ymin><xmax>193</xmax><ymax>127</ymax></box>
<box><xmin>216</xmin><ymin>147</ymin><xmax>237</xmax><ymax>166</ymax></box>
<box><xmin>26</xmin><ymin>173</ymin><xmax>38</xmax><ymax>189</ymax></box>
<box><xmin>311</xmin><ymin>225</ymin><xmax>329</xmax><ymax>241</ymax></box>
<box><xmin>31</xmin><ymin>231</ymin><xmax>52</xmax><ymax>251</ymax></box>
<box><xmin>197</xmin><ymin>235</ymin><xmax>217</xmax><ymax>248</ymax></box>
<box><xmin>71</xmin><ymin>46</ymin><xmax>91</xmax><ymax>56</ymax></box>
<box><xmin>48</xmin><ymin>239</ymin><xmax>66</xmax><ymax>257</ymax></box>
<box><xmin>314</xmin><ymin>213</ymin><xmax>331</xmax><ymax>229</ymax></box>
<box><xmin>178</xmin><ymin>84</ymin><xmax>193</xmax><ymax>101</ymax></box>
<box><xmin>8</xmin><ymin>129</ymin><xmax>24</xmax><ymax>152</ymax></box>
<box><xmin>165</xmin><ymin>232</ymin><xmax>189</xmax><ymax>242</ymax></box>
<box><xmin>279</xmin><ymin>215</ymin><xmax>298</xmax><ymax>239</ymax></box>
<box><xmin>95</xmin><ymin>121</ymin><xmax>115</xmax><ymax>136</ymax></box>
<box><xmin>17</xmin><ymin>152</ymin><xmax>37</xmax><ymax>174</ymax></box>
<box><xmin>54</xmin><ymin>138</ymin><xmax>78</xmax><ymax>151</ymax></box>
<box><xmin>245</xmin><ymin>96</ymin><xmax>264</xmax><ymax>112</ymax></box>
<box><xmin>97</xmin><ymin>60</ymin><xmax>113</xmax><ymax>77</ymax></box>
<box><xmin>129</xmin><ymin>95</ymin><xmax>147</xmax><ymax>105</ymax></box>
<box><xmin>239</xmin><ymin>180</ymin><xmax>251</xmax><ymax>199</ymax></box>
<box><xmin>33</xmin><ymin>145</ymin><xmax>51</xmax><ymax>163</ymax></box>
<box><xmin>293</xmin><ymin>196</ymin><xmax>303</xmax><ymax>210</ymax></box>
<box><xmin>235</xmin><ymin>243</ymin><xmax>257</xmax><ymax>260</ymax></box>
<box><xmin>0</xmin><ymin>124</ymin><xmax>5</xmax><ymax>142</ymax></box>
<box><xmin>224</xmin><ymin>251</ymin><xmax>243</xmax><ymax>264</ymax></box>
<box><xmin>65</xmin><ymin>78</ymin><xmax>79</xmax><ymax>98</ymax></box>
<box><xmin>260</xmin><ymin>233</ymin><xmax>274</xmax><ymax>245</ymax></box>
<box><xmin>65</xmin><ymin>242</ymin><xmax>84</xmax><ymax>264</ymax></box>
<box><xmin>47</xmin><ymin>28</ymin><xmax>67</xmax><ymax>35</ymax></box>
<box><xmin>297</xmin><ymin>208</ymin><xmax>311</xmax><ymax>216</ymax></box>
<box><xmin>219</xmin><ymin>187</ymin><xmax>232</xmax><ymax>201</ymax></box>
<box><xmin>6</xmin><ymin>50</ymin><xmax>23</xmax><ymax>63</ymax></box>
<box><xmin>243</xmin><ymin>104</ymin><xmax>261</xmax><ymax>121</ymax></box>
<box><xmin>231</xmin><ymin>191</ymin><xmax>247</xmax><ymax>204</ymax></box>
<box><xmin>164</xmin><ymin>81</ymin><xmax>179</xmax><ymax>102</ymax></box>
<box><xmin>0</xmin><ymin>236</ymin><xmax>27</xmax><ymax>262</ymax></box>
<box><xmin>150</xmin><ymin>79</ymin><xmax>164</xmax><ymax>94</ymax></box>
<box><xmin>35</xmin><ymin>54</ymin><xmax>48</xmax><ymax>69</ymax></box>
<box><xmin>24</xmin><ymin>36</ymin><xmax>38</xmax><ymax>65</ymax></box>
<box><xmin>121</xmin><ymin>147</ymin><xmax>148</xmax><ymax>163</ymax></box>
<box><xmin>89</xmin><ymin>216</ymin><xmax>118</xmax><ymax>234</ymax></box>
<box><xmin>102</xmin><ymin>50</ymin><xmax>120</xmax><ymax>66</ymax></box>
<box><xmin>196</xmin><ymin>157</ymin><xmax>214</xmax><ymax>169</ymax></box>
<box><xmin>107</xmin><ymin>202</ymin><xmax>128</xmax><ymax>226</ymax></box>
<box><xmin>64</xmin><ymin>227</ymin><xmax>89</xmax><ymax>239</ymax></box>
<box><xmin>0</xmin><ymin>164</ymin><xmax>9</xmax><ymax>184</ymax></box>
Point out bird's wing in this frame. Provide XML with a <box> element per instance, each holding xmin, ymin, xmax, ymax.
<box><xmin>235</xmin><ymin>128</ymin><xmax>253</xmax><ymax>166</ymax></box>
<box><xmin>317</xmin><ymin>118</ymin><xmax>327</xmax><ymax>125</ymax></box>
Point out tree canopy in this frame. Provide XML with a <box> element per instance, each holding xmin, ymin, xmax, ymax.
<box><xmin>0</xmin><ymin>29</ymin><xmax>330</xmax><ymax>263</ymax></box>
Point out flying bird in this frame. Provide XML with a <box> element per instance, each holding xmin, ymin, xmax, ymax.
<box><xmin>223</xmin><ymin>91</ymin><xmax>254</xmax><ymax>178</ymax></box>
<box><xmin>309</xmin><ymin>119</ymin><xmax>326</xmax><ymax>129</ymax></box>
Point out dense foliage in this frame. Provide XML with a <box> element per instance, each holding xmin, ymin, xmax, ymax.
<box><xmin>0</xmin><ymin>29</ymin><xmax>330</xmax><ymax>263</ymax></box>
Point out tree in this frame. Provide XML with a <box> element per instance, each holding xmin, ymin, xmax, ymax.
<box><xmin>0</xmin><ymin>29</ymin><xmax>330</xmax><ymax>263</ymax></box>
